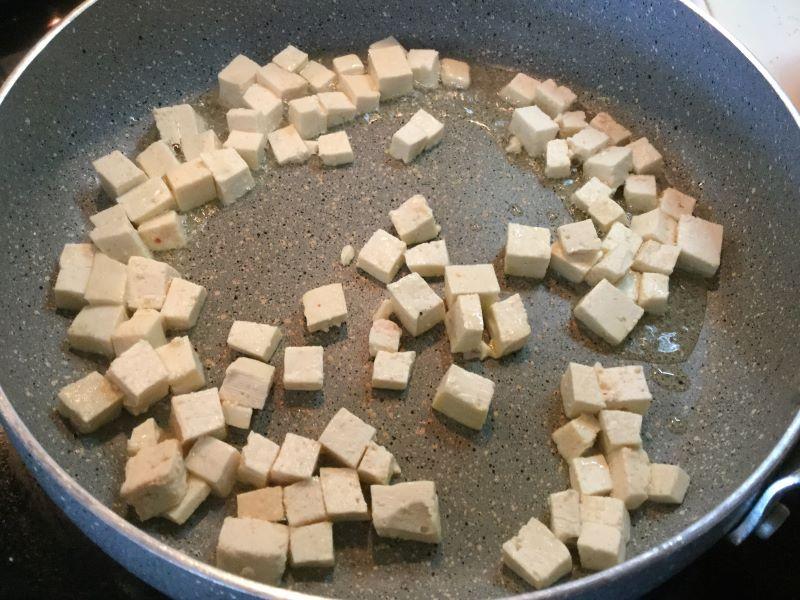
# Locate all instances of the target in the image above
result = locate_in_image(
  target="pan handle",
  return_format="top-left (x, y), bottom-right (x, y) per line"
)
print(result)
top-left (727, 468), bottom-right (800, 544)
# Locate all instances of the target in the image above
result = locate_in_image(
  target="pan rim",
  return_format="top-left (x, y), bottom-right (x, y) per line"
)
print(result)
top-left (0, 0), bottom-right (798, 598)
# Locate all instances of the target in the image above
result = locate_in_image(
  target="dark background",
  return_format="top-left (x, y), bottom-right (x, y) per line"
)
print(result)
top-left (0, 1), bottom-right (797, 598)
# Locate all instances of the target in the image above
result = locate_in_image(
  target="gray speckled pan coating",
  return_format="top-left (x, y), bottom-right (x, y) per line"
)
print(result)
top-left (0, 0), bottom-right (799, 598)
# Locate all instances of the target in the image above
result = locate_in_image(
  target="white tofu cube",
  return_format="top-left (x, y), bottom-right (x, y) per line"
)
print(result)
top-left (443, 264), bottom-right (501, 309)
top-left (567, 126), bottom-right (609, 163)
top-left (224, 130), bottom-right (267, 170)
top-left (135, 140), bottom-right (181, 179)
top-left (299, 60), bottom-right (336, 93)
top-left (127, 417), bottom-right (163, 456)
top-left (289, 522), bottom-right (335, 568)
top-left (602, 221), bottom-right (643, 254)
top-left (273, 45), bottom-right (308, 72)
top-left (170, 388), bottom-right (226, 445)
top-left (615, 271), bottom-right (640, 302)
top-left (242, 84), bottom-right (284, 133)
top-left (283, 346), bottom-right (324, 391)
top-left (596, 365), bottom-right (652, 414)
top-left (534, 78), bottom-right (576, 117)
top-left (318, 130), bottom-right (354, 166)
top-left (583, 146), bottom-right (633, 189)
top-left (287, 95), bottom-right (327, 140)
top-left (283, 477), bottom-right (327, 526)
top-left (301, 283), bottom-right (347, 333)
top-left (577, 522), bottom-right (625, 570)
top-left (508, 105), bottom-right (559, 157)
top-left (54, 266), bottom-right (91, 311)
top-left (371, 480), bottom-right (442, 543)
top-left (256, 62), bottom-right (308, 101)
top-left (165, 159), bottom-right (217, 212)
top-left (485, 294), bottom-right (531, 357)
top-left (370, 36), bottom-right (405, 51)
top-left (226, 108), bottom-right (268, 134)
top-left (357, 441), bottom-right (401, 485)
top-left (153, 104), bottom-right (206, 146)
top-left (92, 150), bottom-right (147, 198)
top-left (389, 120), bottom-right (428, 164)
top-left (56, 371), bottom-right (123, 434)
top-left (372, 350), bottom-right (416, 390)
top-left (445, 293), bottom-right (484, 354)
top-left (112, 308), bottom-right (167, 355)
top-left (588, 196), bottom-right (628, 233)
top-left (569, 455), bottom-right (613, 496)
top-left (318, 407), bottom-right (376, 468)
top-left (409, 109), bottom-right (445, 149)
top-left (267, 125), bottom-right (312, 165)
top-left (633, 240), bottom-right (680, 275)
top-left (155, 336), bottom-right (205, 394)
top-left (676, 215), bottom-right (723, 277)
top-left (572, 177), bottom-right (613, 212)
top-left (551, 414), bottom-right (601, 460)
top-left (368, 46), bottom-right (413, 99)
top-left (181, 130), bottom-right (222, 162)
top-left (389, 194), bottom-right (439, 244)
top-left (88, 207), bottom-right (129, 233)
top-left (138, 211), bottom-right (187, 252)
top-left (316, 91), bottom-right (356, 127)
top-left (432, 364), bottom-right (495, 430)
top-left (125, 256), bottom-right (179, 311)
top-left (338, 74), bottom-right (380, 114)
top-left (407, 49), bottom-right (440, 89)
top-left (373, 298), bottom-right (394, 321)
top-left (574, 279), bottom-right (644, 346)
top-left (624, 174), bottom-right (658, 213)
top-left (227, 320), bottom-right (282, 361)
top-left (270, 432), bottom-right (321, 484)
top-left (238, 486), bottom-right (285, 521)
top-left (106, 340), bottom-right (170, 415)
top-left (369, 319), bottom-right (402, 357)
top-left (659, 187), bottom-right (696, 220)
top-left (218, 54), bottom-right (261, 107)
top-left (557, 219), bottom-right (601, 255)
top-left (648, 463), bottom-right (690, 504)
top-left (499, 73), bottom-right (540, 107)
top-left (201, 148), bottom-right (254, 205)
top-left (549, 489), bottom-right (581, 543)
top-left (637, 272), bottom-right (669, 314)
top-left (84, 253), bottom-right (127, 306)
top-left (598, 409), bottom-right (642, 451)
top-left (59, 243), bottom-right (95, 269)
top-left (405, 239), bottom-right (449, 277)
top-left (216, 517), bottom-right (289, 584)
top-left (555, 110), bottom-right (588, 137)
top-left (238, 431), bottom-right (280, 488)
top-left (549, 240), bottom-right (602, 283)
top-left (67, 304), bottom-right (128, 357)
top-left (356, 228), bottom-right (407, 283)
top-left (320, 467), bottom-right (369, 521)
top-left (607, 447), bottom-right (651, 509)
top-left (630, 208), bottom-right (677, 245)
top-left (626, 137), bottom-right (664, 174)
top-left (120, 439), bottom-right (187, 520)
top-left (501, 517), bottom-right (572, 589)
top-left (185, 435), bottom-right (240, 497)
top-left (118, 178), bottom-right (176, 225)
top-left (219, 357), bottom-right (275, 410)
top-left (584, 243), bottom-right (634, 287)
top-left (387, 272), bottom-right (445, 336)
top-left (589, 112), bottom-right (632, 146)
top-left (160, 278), bottom-right (207, 330)
top-left (163, 474), bottom-right (211, 525)
top-left (332, 54), bottom-right (364, 76)
top-left (440, 58), bottom-right (470, 89)
top-left (545, 139), bottom-right (572, 178)
top-left (560, 362), bottom-right (604, 418)
top-left (505, 223), bottom-right (551, 279)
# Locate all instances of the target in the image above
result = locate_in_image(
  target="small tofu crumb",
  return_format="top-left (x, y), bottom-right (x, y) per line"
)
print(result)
top-left (340, 244), bottom-right (355, 266)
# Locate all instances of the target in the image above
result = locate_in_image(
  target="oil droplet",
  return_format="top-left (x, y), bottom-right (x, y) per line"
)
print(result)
top-left (657, 331), bottom-right (681, 353)
top-left (667, 416), bottom-right (688, 434)
top-left (470, 223), bottom-right (482, 231)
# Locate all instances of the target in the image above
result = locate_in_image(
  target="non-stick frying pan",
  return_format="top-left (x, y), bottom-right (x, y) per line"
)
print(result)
top-left (1, 0), bottom-right (799, 598)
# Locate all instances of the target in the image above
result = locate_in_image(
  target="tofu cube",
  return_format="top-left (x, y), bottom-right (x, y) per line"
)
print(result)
top-left (633, 240), bottom-right (680, 275)
top-left (59, 243), bottom-right (95, 269)
top-left (357, 441), bottom-right (401, 485)
top-left (501, 517), bottom-right (572, 589)
top-left (607, 447), bottom-right (651, 509)
top-left (287, 95), bottom-right (327, 140)
top-left (127, 417), bottom-right (163, 456)
top-left (332, 54), bottom-right (364, 76)
top-left (572, 177), bottom-right (613, 212)
top-left (549, 489), bottom-right (581, 543)
top-left (369, 318), bottom-right (402, 357)
top-left (505, 223), bottom-right (551, 278)
top-left (92, 150), bottom-right (147, 198)
top-left (170, 388), bottom-right (226, 445)
top-left (225, 405), bottom-right (254, 433)
top-left (283, 346), bottom-right (324, 391)
top-left (548, 240), bottom-right (602, 283)
top-left (238, 486), bottom-right (285, 521)
top-left (120, 439), bottom-right (187, 520)
top-left (440, 58), bottom-right (470, 89)
top-left (567, 126), bottom-right (610, 163)
top-left (299, 60), bottom-right (336, 93)
top-left (316, 91), bottom-right (356, 127)
top-left (551, 414), bottom-right (601, 460)
top-left (356, 229), bottom-right (407, 283)
top-left (163, 475), bottom-right (211, 525)
top-left (283, 477), bottom-right (327, 526)
top-left (444, 264), bottom-right (501, 309)
top-left (218, 54), bottom-right (261, 107)
top-left (555, 110), bottom-right (588, 137)
top-left (256, 63), bottom-right (308, 101)
top-left (117, 178), bottom-right (176, 226)
top-left (545, 139), bottom-right (572, 179)
top-left (135, 140), bottom-right (181, 179)
top-left (185, 435), bottom-right (240, 497)
top-left (615, 271), bottom-right (640, 302)
top-left (112, 308), bottom-right (167, 355)
top-left (584, 243), bottom-right (634, 287)
top-left (405, 239), bottom-right (449, 277)
top-left (676, 215), bottom-right (723, 277)
top-left (596, 365), bottom-right (652, 414)
top-left (560, 362), bottom-right (605, 418)
top-left (155, 336), bottom-right (205, 394)
top-left (242, 84), bottom-right (284, 133)
top-left (387, 272), bottom-right (445, 336)
top-left (201, 148), bottom-right (254, 205)
top-left (389, 120), bottom-right (428, 164)
top-left (301, 282), bottom-right (347, 333)
top-left (370, 36), bottom-right (405, 51)
top-left (508, 105), bottom-right (558, 157)
top-left (318, 130), bottom-right (354, 166)
top-left (445, 293), bottom-right (484, 354)
top-left (160, 277), bottom-right (207, 330)
top-left (105, 340), bottom-right (169, 414)
top-left (320, 467), bottom-right (369, 521)
top-left (66, 302), bottom-right (128, 356)
top-left (153, 104), bottom-right (206, 147)
top-left (407, 49), bottom-right (440, 89)
top-left (138, 211), bottom-right (187, 252)
top-left (432, 364), bottom-right (495, 430)
top-left (602, 221), bottom-right (643, 254)
top-left (587, 196), bottom-right (628, 233)
top-left (626, 137), bottom-right (664, 175)
top-left (270, 432), bottom-right (321, 485)
top-left (338, 74), bottom-right (380, 114)
top-left (225, 130), bottom-right (268, 170)
top-left (409, 109), bottom-right (445, 149)
top-left (318, 407), bottom-right (376, 468)
top-left (238, 431), bottom-right (280, 488)
top-left (534, 78), bottom-right (576, 117)
top-left (624, 174), bottom-right (658, 213)
top-left (90, 220), bottom-right (153, 264)
top-left (267, 125), bottom-right (311, 165)
top-left (273, 45), bottom-right (308, 73)
top-left (227, 320), bottom-right (282, 361)
top-left (637, 272), bottom-right (669, 314)
top-left (367, 46), bottom-right (413, 99)
top-left (219, 357), bottom-right (275, 409)
top-left (389, 194), bottom-right (440, 245)
top-left (372, 350), bottom-right (416, 390)
top-left (648, 463), bottom-right (690, 504)
top-left (216, 517), bottom-right (289, 585)
top-left (569, 455), bottom-right (613, 496)
top-left (485, 293), bottom-right (531, 357)
top-left (181, 130), bottom-right (222, 162)
top-left (589, 112), bottom-right (632, 146)
top-left (125, 256), bottom-right (179, 311)
top-left (499, 73), bottom-right (540, 107)
top-left (583, 146), bottom-right (633, 189)
top-left (574, 279), bottom-right (644, 346)
top-left (289, 522), bottom-right (335, 568)
top-left (558, 219), bottom-right (601, 255)
top-left (371, 481), bottom-right (442, 543)
top-left (577, 522), bottom-right (625, 570)
top-left (165, 159), bottom-right (217, 212)
top-left (598, 409), bottom-right (642, 451)
top-left (630, 208), bottom-right (677, 245)
top-left (56, 371), bottom-right (123, 434)
top-left (227, 109), bottom-right (267, 137)
top-left (659, 187), bottom-right (696, 220)
top-left (54, 265), bottom-right (91, 311)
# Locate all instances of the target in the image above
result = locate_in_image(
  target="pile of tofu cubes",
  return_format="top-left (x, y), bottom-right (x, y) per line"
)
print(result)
top-left (501, 361), bottom-right (689, 589)
top-left (500, 71), bottom-right (725, 345)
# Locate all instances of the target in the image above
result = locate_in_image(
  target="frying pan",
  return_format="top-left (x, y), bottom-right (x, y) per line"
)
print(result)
top-left (1, 0), bottom-right (799, 598)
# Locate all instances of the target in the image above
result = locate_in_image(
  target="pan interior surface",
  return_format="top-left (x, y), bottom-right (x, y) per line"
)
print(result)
top-left (0, 1), bottom-right (799, 598)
